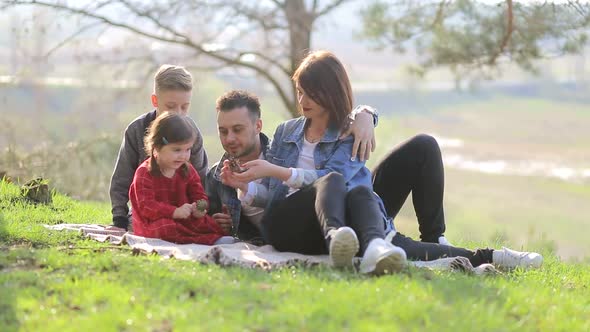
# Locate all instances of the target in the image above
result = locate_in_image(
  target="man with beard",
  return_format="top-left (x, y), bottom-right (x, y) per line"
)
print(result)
top-left (205, 90), bottom-right (377, 244)
top-left (204, 89), bottom-right (542, 271)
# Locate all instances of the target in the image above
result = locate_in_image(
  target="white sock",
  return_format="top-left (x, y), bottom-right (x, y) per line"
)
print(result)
top-left (438, 236), bottom-right (452, 246)
top-left (214, 236), bottom-right (236, 245)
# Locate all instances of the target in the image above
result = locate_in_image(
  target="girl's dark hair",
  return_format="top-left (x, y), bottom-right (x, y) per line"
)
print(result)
top-left (292, 50), bottom-right (353, 130)
top-left (144, 112), bottom-right (197, 177)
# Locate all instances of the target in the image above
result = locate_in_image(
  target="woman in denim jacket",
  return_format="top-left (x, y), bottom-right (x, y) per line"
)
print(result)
top-left (220, 50), bottom-right (407, 275)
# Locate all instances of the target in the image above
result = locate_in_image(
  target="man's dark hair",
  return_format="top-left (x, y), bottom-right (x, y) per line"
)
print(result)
top-left (215, 90), bottom-right (261, 121)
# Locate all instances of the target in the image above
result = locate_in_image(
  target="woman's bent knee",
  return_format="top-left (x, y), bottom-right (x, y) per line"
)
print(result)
top-left (317, 172), bottom-right (346, 191)
top-left (412, 134), bottom-right (440, 154)
top-left (346, 185), bottom-right (373, 204)
top-left (323, 172), bottom-right (344, 184)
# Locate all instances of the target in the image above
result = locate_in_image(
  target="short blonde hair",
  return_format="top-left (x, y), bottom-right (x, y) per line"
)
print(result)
top-left (154, 64), bottom-right (193, 95)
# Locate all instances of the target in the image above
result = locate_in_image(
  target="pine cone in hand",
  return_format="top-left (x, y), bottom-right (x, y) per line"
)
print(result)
top-left (196, 199), bottom-right (208, 212)
top-left (228, 155), bottom-right (246, 173)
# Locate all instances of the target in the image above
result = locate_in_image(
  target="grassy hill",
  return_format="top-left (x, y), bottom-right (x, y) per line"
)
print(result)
top-left (1, 181), bottom-right (589, 331)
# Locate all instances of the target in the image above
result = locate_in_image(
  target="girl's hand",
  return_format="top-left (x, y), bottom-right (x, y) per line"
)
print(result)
top-left (173, 203), bottom-right (194, 219)
top-left (192, 208), bottom-right (207, 219)
top-left (192, 199), bottom-right (208, 218)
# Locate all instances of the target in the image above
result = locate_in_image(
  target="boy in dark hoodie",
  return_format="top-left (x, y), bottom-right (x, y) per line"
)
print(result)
top-left (109, 65), bottom-right (208, 231)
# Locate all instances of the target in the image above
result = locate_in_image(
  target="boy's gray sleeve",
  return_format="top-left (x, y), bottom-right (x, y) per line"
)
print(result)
top-left (190, 125), bottom-right (208, 185)
top-left (109, 127), bottom-right (140, 227)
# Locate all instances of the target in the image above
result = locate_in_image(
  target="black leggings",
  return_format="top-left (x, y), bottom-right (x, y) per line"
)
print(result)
top-left (391, 232), bottom-right (494, 267)
top-left (261, 173), bottom-right (384, 255)
top-left (372, 134), bottom-right (446, 243)
top-left (371, 134), bottom-right (495, 266)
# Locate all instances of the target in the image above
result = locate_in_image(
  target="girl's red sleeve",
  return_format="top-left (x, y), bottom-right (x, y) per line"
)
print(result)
top-left (186, 164), bottom-right (209, 204)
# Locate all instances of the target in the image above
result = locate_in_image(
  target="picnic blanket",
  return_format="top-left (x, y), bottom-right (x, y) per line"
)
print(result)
top-left (44, 224), bottom-right (481, 273)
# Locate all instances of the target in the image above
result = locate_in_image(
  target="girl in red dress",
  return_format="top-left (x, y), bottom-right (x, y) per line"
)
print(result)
top-left (129, 112), bottom-right (233, 245)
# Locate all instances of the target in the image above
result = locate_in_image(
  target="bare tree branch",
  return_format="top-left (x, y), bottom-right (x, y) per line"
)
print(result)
top-left (431, 0), bottom-right (449, 28)
top-left (7, 0), bottom-right (184, 44)
top-left (186, 63), bottom-right (232, 72)
top-left (567, 0), bottom-right (586, 16)
top-left (236, 5), bottom-right (287, 30)
top-left (43, 22), bottom-right (103, 58)
top-left (2, 0), bottom-right (352, 117)
top-left (4, 0), bottom-right (296, 115)
top-left (270, 0), bottom-right (285, 9)
top-left (315, 0), bottom-right (351, 18)
top-left (237, 50), bottom-right (291, 77)
top-left (488, 0), bottom-right (514, 66)
top-left (117, 0), bottom-right (194, 41)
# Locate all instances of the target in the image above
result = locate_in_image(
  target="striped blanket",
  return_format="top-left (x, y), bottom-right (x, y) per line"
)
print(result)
top-left (44, 224), bottom-right (487, 274)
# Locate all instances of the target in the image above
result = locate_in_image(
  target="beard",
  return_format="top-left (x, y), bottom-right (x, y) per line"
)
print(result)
top-left (227, 140), bottom-right (257, 159)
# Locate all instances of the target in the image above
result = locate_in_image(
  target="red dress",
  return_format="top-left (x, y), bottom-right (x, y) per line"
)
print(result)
top-left (129, 159), bottom-right (225, 245)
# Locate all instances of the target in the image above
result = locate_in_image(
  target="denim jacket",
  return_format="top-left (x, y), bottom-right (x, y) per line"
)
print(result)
top-left (249, 117), bottom-right (395, 233)
top-left (205, 133), bottom-right (270, 241)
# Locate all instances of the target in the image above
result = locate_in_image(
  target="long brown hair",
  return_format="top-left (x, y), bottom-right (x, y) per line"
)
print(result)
top-left (292, 50), bottom-right (353, 130)
top-left (144, 112), bottom-right (197, 177)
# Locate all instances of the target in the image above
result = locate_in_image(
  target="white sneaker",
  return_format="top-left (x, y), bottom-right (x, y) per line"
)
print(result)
top-left (328, 227), bottom-right (359, 269)
top-left (438, 236), bottom-right (452, 246)
top-left (359, 238), bottom-right (407, 275)
top-left (492, 247), bottom-right (543, 269)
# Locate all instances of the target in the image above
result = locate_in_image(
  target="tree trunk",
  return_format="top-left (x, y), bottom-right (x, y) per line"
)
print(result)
top-left (284, 0), bottom-right (314, 117)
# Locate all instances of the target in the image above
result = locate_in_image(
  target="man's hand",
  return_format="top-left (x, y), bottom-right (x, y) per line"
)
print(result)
top-left (220, 160), bottom-right (249, 191)
top-left (173, 203), bottom-right (194, 219)
top-left (340, 111), bottom-right (376, 161)
top-left (212, 210), bottom-right (232, 235)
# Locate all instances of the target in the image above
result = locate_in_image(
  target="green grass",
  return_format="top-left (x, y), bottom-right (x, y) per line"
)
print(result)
top-left (1, 181), bottom-right (590, 331)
